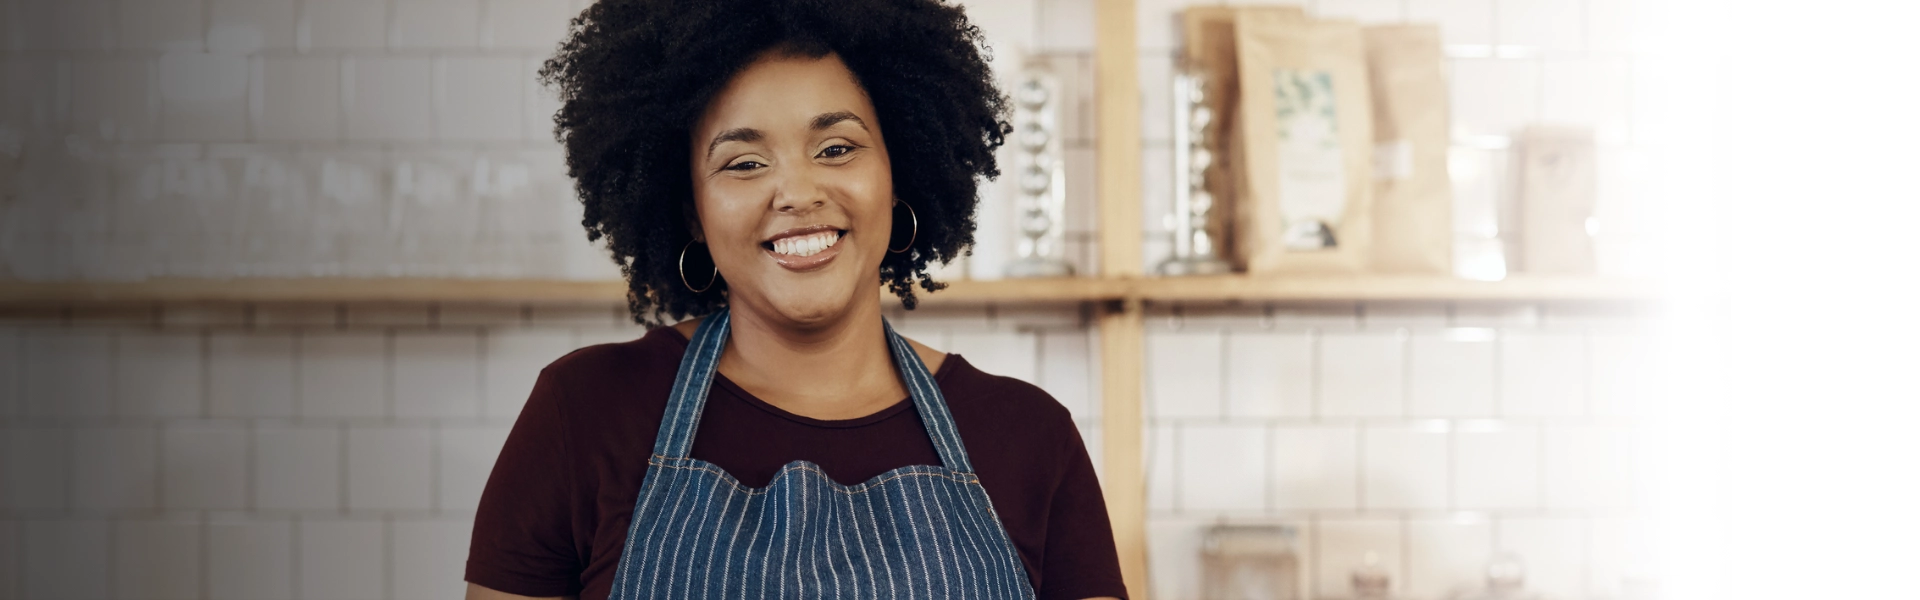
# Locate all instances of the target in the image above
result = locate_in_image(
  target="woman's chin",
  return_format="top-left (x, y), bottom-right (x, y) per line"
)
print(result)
top-left (746, 280), bottom-right (868, 328)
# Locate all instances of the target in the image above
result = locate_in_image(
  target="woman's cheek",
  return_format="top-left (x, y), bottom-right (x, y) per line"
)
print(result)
top-left (698, 188), bottom-right (760, 256)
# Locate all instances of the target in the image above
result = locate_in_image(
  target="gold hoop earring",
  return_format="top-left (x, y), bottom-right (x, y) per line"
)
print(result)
top-left (679, 240), bottom-right (717, 293)
top-left (888, 200), bottom-right (917, 254)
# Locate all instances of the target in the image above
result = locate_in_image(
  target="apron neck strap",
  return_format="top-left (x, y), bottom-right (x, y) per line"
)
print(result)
top-left (651, 308), bottom-right (976, 473)
top-left (652, 308), bottom-right (731, 460)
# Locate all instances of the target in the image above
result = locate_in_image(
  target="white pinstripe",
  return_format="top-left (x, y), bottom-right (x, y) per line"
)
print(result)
top-left (830, 491), bottom-right (856, 600)
top-left (798, 477), bottom-right (814, 599)
top-left (665, 474), bottom-right (725, 597)
top-left (878, 487), bottom-right (918, 600)
top-left (647, 457), bottom-right (701, 594)
top-left (904, 473), bottom-right (951, 595)
top-left (930, 473), bottom-right (992, 598)
top-left (732, 493), bottom-right (763, 599)
top-left (977, 489), bottom-right (1033, 593)
top-left (706, 485), bottom-right (743, 599)
top-left (765, 485), bottom-right (782, 600)
top-left (860, 485), bottom-right (897, 599)
top-left (837, 488), bottom-right (875, 600)
top-left (608, 312), bottom-right (1036, 600)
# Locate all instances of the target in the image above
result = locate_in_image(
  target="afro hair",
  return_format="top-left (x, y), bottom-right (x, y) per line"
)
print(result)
top-left (538, 0), bottom-right (1012, 325)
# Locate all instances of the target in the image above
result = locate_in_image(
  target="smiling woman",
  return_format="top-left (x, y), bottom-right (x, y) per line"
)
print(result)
top-left (461, 1), bottom-right (1126, 600)
top-left (538, 0), bottom-right (1009, 322)
top-left (689, 57), bottom-right (898, 328)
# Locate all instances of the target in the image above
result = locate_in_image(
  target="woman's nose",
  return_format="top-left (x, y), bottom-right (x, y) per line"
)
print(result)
top-left (770, 163), bottom-right (828, 214)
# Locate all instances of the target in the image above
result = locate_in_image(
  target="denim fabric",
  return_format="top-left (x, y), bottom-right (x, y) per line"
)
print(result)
top-left (607, 309), bottom-right (1038, 599)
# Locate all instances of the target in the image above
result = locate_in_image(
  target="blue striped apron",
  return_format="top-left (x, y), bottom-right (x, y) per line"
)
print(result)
top-left (607, 308), bottom-right (1038, 599)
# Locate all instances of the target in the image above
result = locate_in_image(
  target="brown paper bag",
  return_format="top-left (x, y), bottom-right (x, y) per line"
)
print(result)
top-left (1233, 12), bottom-right (1374, 272)
top-left (1517, 125), bottom-right (1597, 274)
top-left (1183, 5), bottom-right (1303, 265)
top-left (1363, 24), bottom-right (1453, 274)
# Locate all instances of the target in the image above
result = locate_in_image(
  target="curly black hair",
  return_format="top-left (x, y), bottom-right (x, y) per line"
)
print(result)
top-left (538, 0), bottom-right (1012, 325)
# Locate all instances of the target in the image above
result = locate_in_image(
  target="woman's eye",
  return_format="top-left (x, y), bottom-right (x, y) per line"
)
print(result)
top-left (819, 145), bottom-right (854, 159)
top-left (724, 160), bottom-right (764, 171)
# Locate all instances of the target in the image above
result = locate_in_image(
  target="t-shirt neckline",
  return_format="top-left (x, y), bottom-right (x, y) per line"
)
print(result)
top-left (656, 324), bottom-right (960, 429)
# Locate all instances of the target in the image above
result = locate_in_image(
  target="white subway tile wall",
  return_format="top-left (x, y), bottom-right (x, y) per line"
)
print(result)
top-left (1405, 516), bottom-right (1491, 599)
top-left (112, 518), bottom-right (203, 600)
top-left (0, 302), bottom-right (1130, 598)
top-left (1314, 517), bottom-right (1405, 599)
top-left (298, 518), bottom-right (387, 600)
top-left (162, 424), bottom-right (250, 510)
top-left (71, 426), bottom-right (159, 511)
top-left (207, 517), bottom-right (295, 600)
top-left (254, 425), bottom-right (344, 511)
top-left (0, 306), bottom-right (1657, 600)
top-left (0, 0), bottom-right (1660, 598)
top-left (24, 519), bottom-right (110, 600)
top-left (1143, 301), bottom-right (1656, 599)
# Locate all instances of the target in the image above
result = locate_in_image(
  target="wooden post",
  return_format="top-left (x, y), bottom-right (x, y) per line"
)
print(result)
top-left (1094, 0), bottom-right (1149, 597)
top-left (1098, 298), bottom-right (1148, 598)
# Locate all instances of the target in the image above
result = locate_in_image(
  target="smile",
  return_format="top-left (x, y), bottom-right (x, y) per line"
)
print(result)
top-left (761, 225), bottom-right (847, 271)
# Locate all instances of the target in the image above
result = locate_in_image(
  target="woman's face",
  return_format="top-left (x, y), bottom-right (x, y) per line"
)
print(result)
top-left (690, 51), bottom-right (894, 329)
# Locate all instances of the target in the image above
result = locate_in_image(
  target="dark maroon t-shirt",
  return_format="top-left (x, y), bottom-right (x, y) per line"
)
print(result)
top-left (465, 325), bottom-right (1127, 600)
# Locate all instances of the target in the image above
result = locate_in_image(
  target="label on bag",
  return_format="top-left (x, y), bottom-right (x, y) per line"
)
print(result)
top-left (1271, 69), bottom-right (1346, 250)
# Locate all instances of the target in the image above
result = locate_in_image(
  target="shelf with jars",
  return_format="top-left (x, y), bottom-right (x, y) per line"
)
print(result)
top-left (0, 273), bottom-right (1660, 306)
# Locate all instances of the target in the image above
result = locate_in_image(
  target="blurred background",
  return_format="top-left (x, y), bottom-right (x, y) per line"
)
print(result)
top-left (0, 0), bottom-right (1915, 599)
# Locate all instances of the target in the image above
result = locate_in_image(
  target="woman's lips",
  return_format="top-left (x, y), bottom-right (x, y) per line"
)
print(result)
top-left (765, 231), bottom-right (845, 272)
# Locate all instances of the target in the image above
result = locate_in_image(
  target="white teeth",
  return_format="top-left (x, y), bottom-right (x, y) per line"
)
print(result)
top-left (770, 231), bottom-right (839, 257)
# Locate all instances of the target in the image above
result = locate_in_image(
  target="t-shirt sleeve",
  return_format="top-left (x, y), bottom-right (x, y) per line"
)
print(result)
top-left (465, 367), bottom-right (585, 597)
top-left (1036, 424), bottom-right (1130, 600)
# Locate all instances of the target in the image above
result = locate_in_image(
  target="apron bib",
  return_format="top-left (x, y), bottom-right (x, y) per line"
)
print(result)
top-left (606, 308), bottom-right (1038, 599)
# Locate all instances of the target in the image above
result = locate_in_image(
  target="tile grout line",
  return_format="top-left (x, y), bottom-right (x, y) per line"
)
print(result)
top-left (429, 424), bottom-right (442, 514)
top-left (1582, 327), bottom-right (1596, 417)
top-left (1400, 325), bottom-right (1413, 418)
top-left (200, 327), bottom-right (214, 420)
top-left (1537, 421), bottom-right (1550, 512)
top-left (1265, 421), bottom-right (1278, 513)
top-left (1310, 327), bottom-right (1323, 421)
top-left (154, 416), bottom-right (167, 516)
top-left (290, 514), bottom-right (304, 600)
top-left (200, 512), bottom-right (211, 600)
top-left (293, 327), bottom-right (306, 421)
top-left (382, 513), bottom-right (395, 600)
top-left (1355, 424), bottom-right (1368, 513)
top-left (1447, 424), bottom-right (1459, 515)
top-left (476, 327), bottom-right (490, 420)
top-left (104, 517), bottom-right (118, 600)
top-left (338, 422), bottom-right (350, 515)
top-left (1218, 327), bottom-right (1231, 420)
top-left (383, 328), bottom-right (396, 421)
top-left (1399, 514), bottom-right (1412, 599)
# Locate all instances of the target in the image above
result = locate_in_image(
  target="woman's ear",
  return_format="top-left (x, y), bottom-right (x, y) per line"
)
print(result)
top-left (684, 203), bottom-right (705, 243)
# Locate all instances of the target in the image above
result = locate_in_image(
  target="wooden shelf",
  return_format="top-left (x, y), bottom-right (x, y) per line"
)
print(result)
top-left (0, 276), bottom-right (1127, 305)
top-left (0, 275), bottom-right (1660, 305)
top-left (1131, 274), bottom-right (1663, 303)
top-left (0, 278), bottom-right (629, 304)
top-left (902, 276), bottom-right (1131, 304)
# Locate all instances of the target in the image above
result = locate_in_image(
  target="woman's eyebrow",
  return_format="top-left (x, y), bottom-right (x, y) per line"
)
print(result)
top-left (705, 127), bottom-right (763, 159)
top-left (810, 111), bottom-right (866, 132)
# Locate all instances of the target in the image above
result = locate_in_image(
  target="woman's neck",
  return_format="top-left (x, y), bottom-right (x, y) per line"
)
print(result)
top-left (705, 299), bottom-right (909, 421)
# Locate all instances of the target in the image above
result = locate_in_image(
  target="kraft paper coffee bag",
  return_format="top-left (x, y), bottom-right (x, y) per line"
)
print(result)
top-left (1363, 24), bottom-right (1452, 274)
top-left (1517, 125), bottom-right (1598, 274)
top-left (1183, 5), bottom-right (1304, 266)
top-left (1233, 11), bottom-right (1374, 273)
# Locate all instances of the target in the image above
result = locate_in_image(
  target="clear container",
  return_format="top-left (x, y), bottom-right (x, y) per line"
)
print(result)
top-left (1199, 523), bottom-right (1301, 600)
